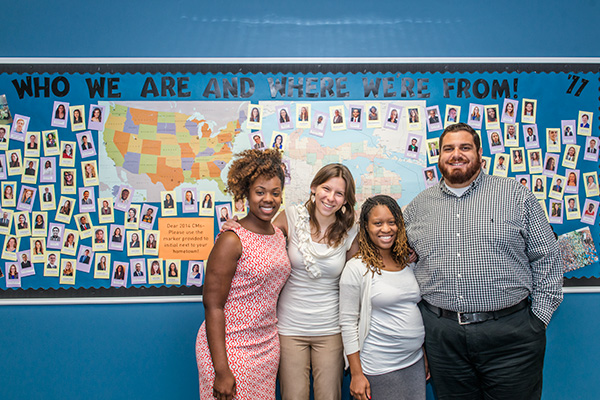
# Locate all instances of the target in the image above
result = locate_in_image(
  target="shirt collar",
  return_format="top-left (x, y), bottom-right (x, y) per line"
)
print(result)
top-left (439, 170), bottom-right (484, 197)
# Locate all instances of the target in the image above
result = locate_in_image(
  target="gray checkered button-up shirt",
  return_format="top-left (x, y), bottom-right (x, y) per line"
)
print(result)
top-left (404, 171), bottom-right (563, 325)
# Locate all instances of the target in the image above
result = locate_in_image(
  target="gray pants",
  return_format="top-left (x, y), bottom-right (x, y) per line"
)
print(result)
top-left (364, 357), bottom-right (426, 400)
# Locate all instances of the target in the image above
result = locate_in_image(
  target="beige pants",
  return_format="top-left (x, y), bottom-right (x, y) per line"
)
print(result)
top-left (278, 334), bottom-right (344, 400)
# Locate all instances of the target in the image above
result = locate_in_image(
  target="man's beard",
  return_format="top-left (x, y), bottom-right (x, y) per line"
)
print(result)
top-left (439, 157), bottom-right (481, 186)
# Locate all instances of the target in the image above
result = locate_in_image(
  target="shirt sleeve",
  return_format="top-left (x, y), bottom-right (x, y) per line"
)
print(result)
top-left (524, 193), bottom-right (564, 325)
top-left (339, 259), bottom-right (362, 356)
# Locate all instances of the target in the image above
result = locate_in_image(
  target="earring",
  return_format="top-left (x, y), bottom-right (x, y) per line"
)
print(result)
top-left (341, 205), bottom-right (346, 213)
top-left (311, 193), bottom-right (316, 203)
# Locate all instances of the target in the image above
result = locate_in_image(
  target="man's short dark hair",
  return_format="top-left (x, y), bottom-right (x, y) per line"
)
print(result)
top-left (439, 122), bottom-right (481, 151)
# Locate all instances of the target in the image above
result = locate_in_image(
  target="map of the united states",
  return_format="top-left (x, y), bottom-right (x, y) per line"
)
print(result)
top-left (102, 104), bottom-right (239, 193)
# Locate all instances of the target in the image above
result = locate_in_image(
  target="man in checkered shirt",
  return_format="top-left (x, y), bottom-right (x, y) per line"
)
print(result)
top-left (404, 123), bottom-right (563, 400)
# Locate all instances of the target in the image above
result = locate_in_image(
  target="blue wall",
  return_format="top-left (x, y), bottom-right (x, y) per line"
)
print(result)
top-left (2, 1), bottom-right (600, 399)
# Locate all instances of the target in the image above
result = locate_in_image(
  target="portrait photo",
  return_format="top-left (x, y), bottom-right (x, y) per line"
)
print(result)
top-left (70, 105), bottom-right (86, 131)
top-left (10, 114), bottom-right (29, 142)
top-left (76, 131), bottom-right (96, 158)
top-left (492, 153), bottom-right (509, 178)
top-left (481, 156), bottom-right (491, 175)
top-left (82, 160), bottom-right (99, 187)
top-left (16, 185), bottom-right (36, 213)
top-left (365, 103), bottom-right (382, 129)
top-left (30, 237), bottom-right (46, 263)
top-left (0, 124), bottom-right (10, 151)
top-left (88, 104), bottom-right (106, 131)
top-left (42, 129), bottom-right (60, 156)
top-left (561, 119), bottom-right (576, 144)
top-left (422, 167), bottom-right (439, 188)
top-left (426, 138), bottom-right (440, 164)
top-left (444, 105), bottom-right (460, 128)
top-left (249, 131), bottom-right (266, 151)
top-left (233, 198), bottom-right (246, 218)
top-left (111, 261), bottom-right (128, 288)
top-left (18, 250), bottom-right (34, 277)
top-left (98, 198), bottom-right (115, 224)
top-left (78, 187), bottom-right (96, 214)
top-left (549, 174), bottom-right (566, 200)
top-left (148, 259), bottom-right (164, 284)
top-left (348, 104), bottom-right (364, 131)
top-left (59, 141), bottom-right (76, 167)
top-left (108, 224), bottom-right (125, 252)
top-left (523, 124), bottom-right (539, 150)
top-left (565, 195), bottom-right (581, 220)
top-left (199, 192), bottom-right (215, 217)
top-left (2, 235), bottom-right (20, 261)
top-left (467, 103), bottom-right (483, 130)
top-left (577, 110), bottom-right (593, 136)
top-left (39, 157), bottom-right (57, 183)
top-left (487, 130), bottom-right (504, 154)
top-left (546, 128), bottom-right (561, 153)
top-left (140, 204), bottom-right (159, 230)
top-left (14, 212), bottom-right (31, 238)
top-left (309, 111), bottom-right (328, 137)
top-left (21, 158), bottom-right (39, 185)
top-left (510, 148), bottom-right (526, 173)
top-left (94, 253), bottom-right (110, 280)
top-left (407, 107), bottom-right (422, 130)
top-left (215, 203), bottom-right (233, 231)
top-left (24, 132), bottom-right (41, 158)
top-left (31, 211), bottom-right (47, 237)
top-left (521, 98), bottom-right (537, 124)
top-left (7, 149), bottom-right (23, 176)
top-left (127, 230), bottom-right (143, 257)
top-left (61, 168), bottom-right (76, 195)
top-left (130, 258), bottom-right (147, 285)
top-left (75, 213), bottom-right (94, 240)
top-left (296, 104), bottom-right (311, 129)
top-left (484, 104), bottom-right (500, 129)
top-left (5, 262), bottom-right (22, 288)
top-left (61, 229), bottom-right (79, 257)
top-left (125, 204), bottom-right (141, 229)
top-left (44, 251), bottom-right (60, 277)
top-left (161, 190), bottom-right (177, 216)
top-left (46, 222), bottom-right (65, 250)
top-left (166, 260), bottom-right (182, 285)
top-left (515, 174), bottom-right (531, 191)
top-left (51, 101), bottom-right (69, 128)
top-left (329, 105), bottom-right (346, 131)
top-left (548, 199), bottom-right (563, 224)
top-left (92, 226), bottom-right (108, 252)
top-left (383, 104), bottom-right (402, 131)
top-left (425, 105), bottom-right (443, 132)
top-left (583, 136), bottom-right (599, 162)
top-left (581, 199), bottom-right (600, 225)
top-left (500, 99), bottom-right (518, 124)
top-left (187, 260), bottom-right (205, 286)
top-left (564, 169), bottom-right (580, 194)
top-left (504, 123), bottom-right (519, 148)
top-left (2, 181), bottom-right (17, 208)
top-left (276, 105), bottom-right (293, 130)
top-left (405, 135), bottom-right (422, 160)
top-left (542, 153), bottom-right (559, 177)
top-left (144, 230), bottom-right (159, 256)
top-left (532, 175), bottom-right (547, 200)
top-left (247, 104), bottom-right (263, 130)
top-left (0, 208), bottom-right (13, 235)
top-left (527, 149), bottom-right (543, 175)
top-left (561, 144), bottom-right (580, 170)
top-left (76, 245), bottom-right (94, 273)
top-left (115, 185), bottom-right (134, 212)
top-left (583, 172), bottom-right (600, 198)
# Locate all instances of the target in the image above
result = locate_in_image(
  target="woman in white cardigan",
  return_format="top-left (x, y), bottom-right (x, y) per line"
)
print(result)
top-left (340, 195), bottom-right (427, 400)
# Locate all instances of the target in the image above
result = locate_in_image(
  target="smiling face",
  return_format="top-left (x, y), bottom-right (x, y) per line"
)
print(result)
top-left (366, 204), bottom-right (398, 252)
top-left (311, 176), bottom-right (347, 219)
top-left (246, 176), bottom-right (282, 222)
top-left (438, 129), bottom-right (482, 188)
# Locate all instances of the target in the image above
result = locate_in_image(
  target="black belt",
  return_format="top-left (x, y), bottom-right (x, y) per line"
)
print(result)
top-left (422, 298), bottom-right (529, 325)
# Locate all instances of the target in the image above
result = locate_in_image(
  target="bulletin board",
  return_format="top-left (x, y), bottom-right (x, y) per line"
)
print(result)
top-left (0, 59), bottom-right (598, 301)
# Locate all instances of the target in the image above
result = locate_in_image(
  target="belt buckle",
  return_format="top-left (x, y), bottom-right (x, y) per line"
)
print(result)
top-left (457, 312), bottom-right (469, 325)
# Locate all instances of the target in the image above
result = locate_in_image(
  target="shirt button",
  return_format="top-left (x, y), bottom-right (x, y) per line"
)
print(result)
top-left (459, 296), bottom-right (464, 299)
top-left (457, 253), bottom-right (461, 257)
top-left (457, 273), bottom-right (462, 278)
top-left (457, 214), bottom-right (460, 218)
top-left (457, 233), bottom-right (461, 237)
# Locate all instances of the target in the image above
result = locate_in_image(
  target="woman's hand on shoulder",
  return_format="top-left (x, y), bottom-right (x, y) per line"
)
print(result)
top-left (408, 247), bottom-right (418, 264)
top-left (213, 369), bottom-right (236, 400)
top-left (220, 217), bottom-right (240, 232)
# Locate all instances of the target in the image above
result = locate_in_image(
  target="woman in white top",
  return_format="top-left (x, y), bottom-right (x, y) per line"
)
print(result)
top-left (223, 163), bottom-right (358, 399)
top-left (340, 195), bottom-right (427, 400)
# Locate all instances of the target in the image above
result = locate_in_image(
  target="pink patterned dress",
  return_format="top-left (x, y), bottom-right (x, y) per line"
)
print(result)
top-left (196, 226), bottom-right (291, 400)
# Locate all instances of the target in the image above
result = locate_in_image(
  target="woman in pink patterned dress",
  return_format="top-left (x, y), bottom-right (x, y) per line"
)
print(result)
top-left (196, 149), bottom-right (291, 400)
